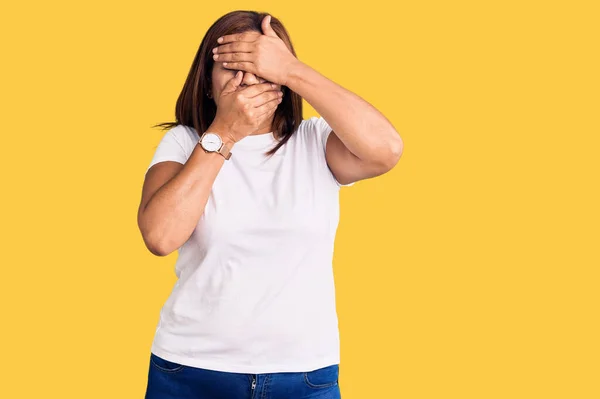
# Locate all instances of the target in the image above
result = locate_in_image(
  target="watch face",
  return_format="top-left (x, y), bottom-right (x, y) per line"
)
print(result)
top-left (201, 133), bottom-right (222, 152)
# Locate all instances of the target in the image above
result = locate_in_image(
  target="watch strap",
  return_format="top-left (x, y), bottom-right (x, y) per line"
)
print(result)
top-left (199, 132), bottom-right (233, 160)
top-left (217, 142), bottom-right (232, 160)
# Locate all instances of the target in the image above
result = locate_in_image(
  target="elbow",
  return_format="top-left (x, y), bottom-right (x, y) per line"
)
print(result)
top-left (139, 212), bottom-right (196, 257)
top-left (390, 135), bottom-right (404, 166)
top-left (147, 242), bottom-right (171, 257)
top-left (379, 134), bottom-right (403, 171)
top-left (139, 212), bottom-right (179, 257)
top-left (149, 236), bottom-right (178, 257)
top-left (141, 229), bottom-right (174, 257)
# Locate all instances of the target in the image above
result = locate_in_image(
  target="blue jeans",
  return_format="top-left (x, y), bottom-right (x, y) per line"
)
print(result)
top-left (144, 352), bottom-right (342, 399)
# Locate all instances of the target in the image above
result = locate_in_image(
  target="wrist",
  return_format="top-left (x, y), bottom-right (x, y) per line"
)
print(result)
top-left (206, 122), bottom-right (236, 148)
top-left (284, 59), bottom-right (307, 89)
top-left (221, 136), bottom-right (236, 149)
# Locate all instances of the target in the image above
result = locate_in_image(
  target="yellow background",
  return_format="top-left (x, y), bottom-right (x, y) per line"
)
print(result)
top-left (1, 0), bottom-right (598, 398)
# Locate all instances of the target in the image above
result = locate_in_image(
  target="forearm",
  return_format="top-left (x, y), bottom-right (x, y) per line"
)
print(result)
top-left (285, 61), bottom-right (402, 164)
top-left (142, 137), bottom-right (234, 256)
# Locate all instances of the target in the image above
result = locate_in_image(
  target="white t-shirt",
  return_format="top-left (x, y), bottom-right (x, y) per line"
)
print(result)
top-left (144, 116), bottom-right (352, 373)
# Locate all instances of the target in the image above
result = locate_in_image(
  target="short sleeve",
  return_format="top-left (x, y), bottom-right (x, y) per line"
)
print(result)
top-left (145, 125), bottom-right (191, 176)
top-left (310, 116), bottom-right (355, 187)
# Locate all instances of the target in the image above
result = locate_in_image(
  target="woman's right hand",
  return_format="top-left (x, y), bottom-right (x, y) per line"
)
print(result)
top-left (210, 71), bottom-right (283, 143)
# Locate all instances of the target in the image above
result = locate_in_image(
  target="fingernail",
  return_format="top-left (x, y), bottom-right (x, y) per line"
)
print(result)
top-left (213, 54), bottom-right (219, 60)
top-left (217, 37), bottom-right (223, 43)
top-left (212, 48), bottom-right (217, 53)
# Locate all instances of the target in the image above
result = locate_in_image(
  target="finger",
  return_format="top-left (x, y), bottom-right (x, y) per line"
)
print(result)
top-left (240, 82), bottom-right (278, 98)
top-left (222, 70), bottom-right (243, 93)
top-left (213, 42), bottom-right (253, 54)
top-left (257, 105), bottom-right (278, 123)
top-left (213, 52), bottom-right (254, 63)
top-left (222, 61), bottom-right (255, 74)
top-left (256, 106), bottom-right (279, 126)
top-left (270, 83), bottom-right (283, 92)
top-left (251, 90), bottom-right (283, 107)
top-left (217, 31), bottom-right (261, 45)
top-left (261, 15), bottom-right (279, 38)
top-left (255, 96), bottom-right (282, 117)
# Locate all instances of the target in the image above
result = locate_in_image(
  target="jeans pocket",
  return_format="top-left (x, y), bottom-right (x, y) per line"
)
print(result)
top-left (150, 353), bottom-right (185, 373)
top-left (303, 364), bottom-right (339, 388)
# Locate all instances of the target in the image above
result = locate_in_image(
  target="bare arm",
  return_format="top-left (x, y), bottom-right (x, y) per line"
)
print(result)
top-left (138, 137), bottom-right (235, 256)
top-left (212, 21), bottom-right (402, 186)
top-left (285, 61), bottom-right (403, 185)
top-left (138, 74), bottom-right (281, 256)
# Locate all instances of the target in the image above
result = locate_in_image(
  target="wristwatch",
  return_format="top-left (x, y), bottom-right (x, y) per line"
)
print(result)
top-left (199, 132), bottom-right (232, 160)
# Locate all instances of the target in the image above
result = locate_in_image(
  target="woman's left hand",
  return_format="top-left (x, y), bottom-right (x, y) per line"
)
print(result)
top-left (212, 15), bottom-right (299, 86)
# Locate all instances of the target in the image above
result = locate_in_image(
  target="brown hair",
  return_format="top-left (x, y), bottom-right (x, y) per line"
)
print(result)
top-left (152, 10), bottom-right (303, 156)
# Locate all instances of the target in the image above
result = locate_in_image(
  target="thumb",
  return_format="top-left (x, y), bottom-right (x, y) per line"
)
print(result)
top-left (261, 15), bottom-right (278, 38)
top-left (223, 70), bottom-right (243, 93)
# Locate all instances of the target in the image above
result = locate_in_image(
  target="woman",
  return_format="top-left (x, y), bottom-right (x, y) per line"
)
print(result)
top-left (138, 10), bottom-right (403, 399)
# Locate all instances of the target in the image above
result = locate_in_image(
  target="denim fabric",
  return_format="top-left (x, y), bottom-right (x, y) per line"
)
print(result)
top-left (144, 352), bottom-right (341, 399)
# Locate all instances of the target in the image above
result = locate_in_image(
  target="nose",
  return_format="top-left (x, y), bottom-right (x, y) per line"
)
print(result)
top-left (240, 72), bottom-right (265, 86)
